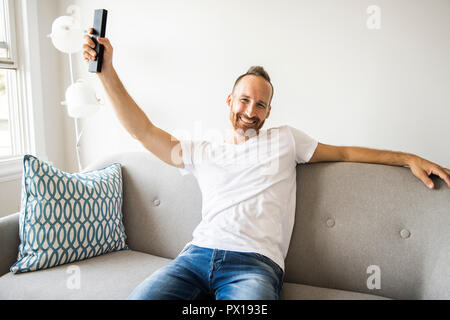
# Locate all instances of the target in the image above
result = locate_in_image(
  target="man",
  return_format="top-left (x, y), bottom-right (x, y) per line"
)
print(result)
top-left (83, 31), bottom-right (450, 300)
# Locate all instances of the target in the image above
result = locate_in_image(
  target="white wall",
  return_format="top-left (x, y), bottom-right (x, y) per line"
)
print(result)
top-left (35, 0), bottom-right (70, 170)
top-left (61, 0), bottom-right (450, 171)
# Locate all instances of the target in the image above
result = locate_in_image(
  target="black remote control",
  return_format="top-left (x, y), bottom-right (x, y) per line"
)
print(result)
top-left (88, 9), bottom-right (108, 73)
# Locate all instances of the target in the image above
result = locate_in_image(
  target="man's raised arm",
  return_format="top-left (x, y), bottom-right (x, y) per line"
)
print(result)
top-left (83, 29), bottom-right (184, 169)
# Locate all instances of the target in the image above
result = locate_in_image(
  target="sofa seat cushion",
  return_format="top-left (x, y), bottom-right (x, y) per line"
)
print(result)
top-left (0, 249), bottom-right (391, 300)
top-left (281, 282), bottom-right (390, 300)
top-left (0, 250), bottom-right (172, 299)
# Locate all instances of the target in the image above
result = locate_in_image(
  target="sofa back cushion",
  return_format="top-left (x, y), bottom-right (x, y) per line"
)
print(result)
top-left (285, 162), bottom-right (450, 299)
top-left (84, 152), bottom-right (450, 299)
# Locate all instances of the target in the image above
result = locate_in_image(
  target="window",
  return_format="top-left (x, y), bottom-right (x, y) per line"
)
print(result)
top-left (0, 69), bottom-right (10, 156)
top-left (0, 0), bottom-right (17, 159)
top-left (0, 0), bottom-right (49, 183)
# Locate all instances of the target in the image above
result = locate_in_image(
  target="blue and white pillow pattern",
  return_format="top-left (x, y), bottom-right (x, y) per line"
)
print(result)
top-left (10, 154), bottom-right (128, 274)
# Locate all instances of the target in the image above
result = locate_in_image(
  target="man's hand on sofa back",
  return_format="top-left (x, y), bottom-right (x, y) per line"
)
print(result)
top-left (407, 156), bottom-right (450, 190)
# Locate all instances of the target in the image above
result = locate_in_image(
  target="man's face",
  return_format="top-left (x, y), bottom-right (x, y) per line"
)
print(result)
top-left (226, 75), bottom-right (272, 135)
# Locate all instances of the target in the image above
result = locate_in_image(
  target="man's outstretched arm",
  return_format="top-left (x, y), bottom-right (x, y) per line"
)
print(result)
top-left (308, 143), bottom-right (450, 189)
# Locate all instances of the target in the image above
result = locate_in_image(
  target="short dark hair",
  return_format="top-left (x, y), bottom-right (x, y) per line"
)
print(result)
top-left (232, 66), bottom-right (274, 106)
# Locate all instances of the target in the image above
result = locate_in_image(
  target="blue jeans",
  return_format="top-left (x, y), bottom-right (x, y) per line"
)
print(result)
top-left (127, 244), bottom-right (284, 300)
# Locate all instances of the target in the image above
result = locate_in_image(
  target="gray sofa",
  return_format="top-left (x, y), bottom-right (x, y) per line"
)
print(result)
top-left (1, 151), bottom-right (449, 299)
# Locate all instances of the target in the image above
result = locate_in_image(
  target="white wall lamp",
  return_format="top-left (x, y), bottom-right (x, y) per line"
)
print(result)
top-left (47, 5), bottom-right (102, 172)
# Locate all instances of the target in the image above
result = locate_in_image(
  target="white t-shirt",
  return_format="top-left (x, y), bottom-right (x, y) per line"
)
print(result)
top-left (178, 125), bottom-right (318, 271)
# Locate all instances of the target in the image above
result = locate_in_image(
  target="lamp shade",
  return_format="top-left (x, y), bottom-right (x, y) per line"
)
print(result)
top-left (64, 80), bottom-right (101, 118)
top-left (49, 16), bottom-right (84, 54)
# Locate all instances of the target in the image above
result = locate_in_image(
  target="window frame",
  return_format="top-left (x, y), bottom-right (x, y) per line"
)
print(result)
top-left (0, 0), bottom-right (17, 69)
top-left (0, 0), bottom-right (51, 182)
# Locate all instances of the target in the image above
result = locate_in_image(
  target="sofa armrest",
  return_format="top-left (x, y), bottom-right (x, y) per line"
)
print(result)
top-left (0, 212), bottom-right (20, 276)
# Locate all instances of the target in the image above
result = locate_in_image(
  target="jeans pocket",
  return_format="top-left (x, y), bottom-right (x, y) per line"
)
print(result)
top-left (179, 244), bottom-right (192, 255)
top-left (253, 253), bottom-right (284, 298)
top-left (254, 253), bottom-right (283, 279)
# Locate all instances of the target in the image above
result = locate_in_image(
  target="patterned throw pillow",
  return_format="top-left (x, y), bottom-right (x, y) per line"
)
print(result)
top-left (10, 154), bottom-right (128, 274)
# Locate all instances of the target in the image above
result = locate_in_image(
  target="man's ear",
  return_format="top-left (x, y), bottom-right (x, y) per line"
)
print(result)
top-left (226, 94), bottom-right (233, 108)
top-left (265, 105), bottom-right (271, 119)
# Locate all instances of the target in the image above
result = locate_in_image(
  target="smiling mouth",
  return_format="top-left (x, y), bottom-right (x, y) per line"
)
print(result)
top-left (239, 116), bottom-right (257, 124)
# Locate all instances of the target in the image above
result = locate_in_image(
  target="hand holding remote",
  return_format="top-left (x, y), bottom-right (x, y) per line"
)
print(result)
top-left (83, 29), bottom-right (113, 75)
